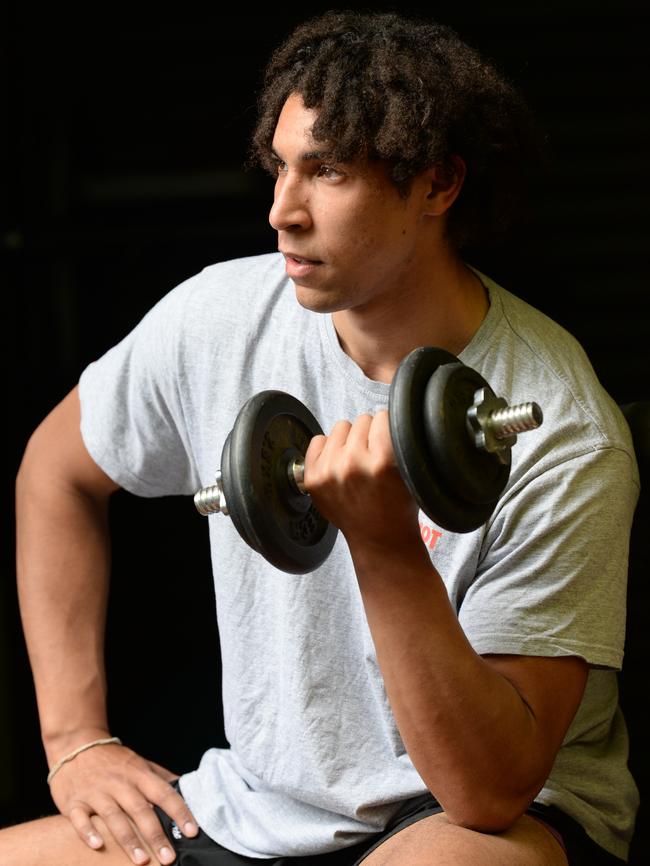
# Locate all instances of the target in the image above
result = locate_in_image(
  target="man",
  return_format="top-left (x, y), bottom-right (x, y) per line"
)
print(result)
top-left (4, 10), bottom-right (639, 866)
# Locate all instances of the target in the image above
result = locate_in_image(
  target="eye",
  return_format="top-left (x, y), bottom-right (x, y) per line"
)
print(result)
top-left (266, 156), bottom-right (287, 178)
top-left (317, 164), bottom-right (343, 180)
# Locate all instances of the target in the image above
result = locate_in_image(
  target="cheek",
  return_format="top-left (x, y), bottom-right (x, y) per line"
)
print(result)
top-left (317, 206), bottom-right (373, 258)
top-left (349, 209), bottom-right (401, 249)
top-left (316, 193), bottom-right (412, 261)
top-left (366, 216), bottom-right (413, 258)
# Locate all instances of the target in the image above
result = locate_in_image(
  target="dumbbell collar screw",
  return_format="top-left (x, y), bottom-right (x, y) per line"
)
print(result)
top-left (467, 387), bottom-right (543, 464)
top-left (194, 470), bottom-right (229, 516)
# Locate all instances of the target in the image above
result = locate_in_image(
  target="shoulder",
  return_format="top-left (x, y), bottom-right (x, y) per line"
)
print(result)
top-left (81, 251), bottom-right (292, 389)
top-left (462, 271), bottom-right (639, 506)
top-left (170, 251), bottom-right (287, 311)
top-left (134, 252), bottom-right (291, 344)
top-left (468, 271), bottom-right (635, 461)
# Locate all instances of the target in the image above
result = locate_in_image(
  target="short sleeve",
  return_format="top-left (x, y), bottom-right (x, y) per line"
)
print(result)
top-left (78, 276), bottom-right (202, 498)
top-left (458, 446), bottom-right (639, 669)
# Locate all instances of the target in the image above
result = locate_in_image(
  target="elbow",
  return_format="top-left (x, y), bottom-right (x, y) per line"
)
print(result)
top-left (434, 769), bottom-right (548, 834)
top-left (441, 785), bottom-right (543, 834)
top-left (418, 750), bottom-right (551, 833)
top-left (445, 803), bottom-right (525, 835)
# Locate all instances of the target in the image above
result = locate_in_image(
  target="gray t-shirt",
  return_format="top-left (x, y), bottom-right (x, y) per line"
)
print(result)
top-left (79, 252), bottom-right (640, 861)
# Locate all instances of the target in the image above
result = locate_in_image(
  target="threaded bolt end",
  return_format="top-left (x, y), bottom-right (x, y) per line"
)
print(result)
top-left (194, 485), bottom-right (223, 515)
top-left (488, 402), bottom-right (543, 439)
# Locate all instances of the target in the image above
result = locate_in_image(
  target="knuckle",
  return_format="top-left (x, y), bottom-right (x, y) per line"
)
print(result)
top-left (157, 786), bottom-right (180, 808)
top-left (115, 827), bottom-right (141, 848)
top-left (147, 828), bottom-right (170, 850)
top-left (333, 419), bottom-right (352, 435)
top-left (160, 788), bottom-right (191, 822)
top-left (303, 459), bottom-right (325, 489)
top-left (68, 809), bottom-right (93, 832)
top-left (371, 445), bottom-right (393, 468)
top-left (145, 777), bottom-right (178, 805)
top-left (173, 799), bottom-right (195, 823)
top-left (100, 804), bottom-right (123, 821)
top-left (339, 451), bottom-right (360, 479)
top-left (307, 433), bottom-right (326, 450)
top-left (131, 801), bottom-right (155, 819)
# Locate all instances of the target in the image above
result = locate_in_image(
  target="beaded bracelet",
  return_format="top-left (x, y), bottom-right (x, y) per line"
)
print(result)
top-left (47, 737), bottom-right (123, 784)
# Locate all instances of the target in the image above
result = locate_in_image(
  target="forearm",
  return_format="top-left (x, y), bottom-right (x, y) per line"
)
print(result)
top-left (350, 541), bottom-right (547, 830)
top-left (16, 439), bottom-right (113, 764)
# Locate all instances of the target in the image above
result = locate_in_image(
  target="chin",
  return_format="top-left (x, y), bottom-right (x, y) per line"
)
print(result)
top-left (293, 282), bottom-right (345, 314)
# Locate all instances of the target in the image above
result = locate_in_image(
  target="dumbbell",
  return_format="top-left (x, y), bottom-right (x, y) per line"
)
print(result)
top-left (194, 347), bottom-right (543, 573)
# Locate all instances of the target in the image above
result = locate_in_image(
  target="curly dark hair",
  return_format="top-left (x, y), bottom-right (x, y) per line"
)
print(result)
top-left (250, 9), bottom-right (546, 249)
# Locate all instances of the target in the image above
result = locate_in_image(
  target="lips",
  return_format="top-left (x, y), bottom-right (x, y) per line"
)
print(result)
top-left (281, 251), bottom-right (322, 265)
top-left (281, 250), bottom-right (323, 280)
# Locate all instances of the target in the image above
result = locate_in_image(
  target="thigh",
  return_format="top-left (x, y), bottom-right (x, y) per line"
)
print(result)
top-left (0, 813), bottom-right (163, 866)
top-left (358, 812), bottom-right (568, 866)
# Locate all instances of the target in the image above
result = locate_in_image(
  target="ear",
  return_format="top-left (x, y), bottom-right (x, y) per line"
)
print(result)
top-left (421, 155), bottom-right (467, 217)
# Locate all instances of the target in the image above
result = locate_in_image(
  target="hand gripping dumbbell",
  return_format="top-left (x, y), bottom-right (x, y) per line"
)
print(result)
top-left (194, 347), bottom-right (543, 574)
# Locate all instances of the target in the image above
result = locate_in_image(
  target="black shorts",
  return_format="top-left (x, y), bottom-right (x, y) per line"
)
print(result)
top-left (154, 782), bottom-right (624, 865)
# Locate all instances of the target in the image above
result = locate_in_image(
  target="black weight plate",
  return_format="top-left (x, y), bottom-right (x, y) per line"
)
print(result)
top-left (221, 390), bottom-right (338, 574)
top-left (389, 347), bottom-right (495, 533)
top-left (220, 432), bottom-right (263, 556)
top-left (423, 363), bottom-right (510, 506)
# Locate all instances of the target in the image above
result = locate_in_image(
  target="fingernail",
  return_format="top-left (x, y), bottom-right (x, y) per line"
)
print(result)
top-left (184, 821), bottom-right (198, 836)
top-left (133, 849), bottom-right (148, 864)
top-left (160, 846), bottom-right (175, 863)
top-left (88, 834), bottom-right (102, 848)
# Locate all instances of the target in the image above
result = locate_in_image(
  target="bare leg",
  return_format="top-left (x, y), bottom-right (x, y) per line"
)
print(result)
top-left (361, 812), bottom-right (568, 866)
top-left (0, 809), bottom-right (570, 866)
top-left (0, 814), bottom-right (163, 866)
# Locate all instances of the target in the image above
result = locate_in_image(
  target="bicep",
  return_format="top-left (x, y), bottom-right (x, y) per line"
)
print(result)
top-left (19, 386), bottom-right (120, 499)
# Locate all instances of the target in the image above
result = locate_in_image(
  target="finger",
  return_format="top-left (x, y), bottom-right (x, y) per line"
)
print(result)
top-left (345, 414), bottom-right (374, 451)
top-left (67, 803), bottom-right (105, 851)
top-left (367, 410), bottom-right (394, 461)
top-left (124, 796), bottom-right (178, 865)
top-left (327, 419), bottom-right (353, 448)
top-left (153, 781), bottom-right (200, 839)
top-left (138, 772), bottom-right (199, 838)
top-left (94, 796), bottom-right (154, 865)
top-left (305, 432), bottom-right (327, 467)
top-left (305, 423), bottom-right (351, 483)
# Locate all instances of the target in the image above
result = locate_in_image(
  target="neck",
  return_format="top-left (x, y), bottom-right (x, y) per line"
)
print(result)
top-left (331, 251), bottom-right (489, 384)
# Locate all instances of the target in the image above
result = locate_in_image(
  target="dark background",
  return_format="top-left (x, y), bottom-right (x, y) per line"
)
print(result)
top-left (2, 0), bottom-right (648, 860)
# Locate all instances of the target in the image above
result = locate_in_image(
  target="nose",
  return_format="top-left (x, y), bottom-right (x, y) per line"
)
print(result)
top-left (269, 173), bottom-right (312, 232)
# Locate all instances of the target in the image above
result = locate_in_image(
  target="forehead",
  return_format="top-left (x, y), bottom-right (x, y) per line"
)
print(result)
top-left (270, 92), bottom-right (399, 194)
top-left (272, 93), bottom-right (326, 155)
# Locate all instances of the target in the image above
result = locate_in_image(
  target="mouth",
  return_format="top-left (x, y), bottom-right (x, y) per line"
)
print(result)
top-left (281, 251), bottom-right (322, 265)
top-left (280, 251), bottom-right (323, 280)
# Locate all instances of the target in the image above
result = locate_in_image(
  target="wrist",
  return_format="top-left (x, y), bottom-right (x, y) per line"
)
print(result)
top-left (43, 724), bottom-right (113, 767)
top-left (46, 736), bottom-right (122, 785)
top-left (348, 531), bottom-right (432, 577)
top-left (350, 537), bottom-right (452, 628)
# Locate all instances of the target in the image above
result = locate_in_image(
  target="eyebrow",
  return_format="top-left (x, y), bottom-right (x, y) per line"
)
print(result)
top-left (270, 147), bottom-right (337, 163)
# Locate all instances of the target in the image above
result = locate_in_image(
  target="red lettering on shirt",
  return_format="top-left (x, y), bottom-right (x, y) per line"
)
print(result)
top-left (419, 522), bottom-right (443, 551)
